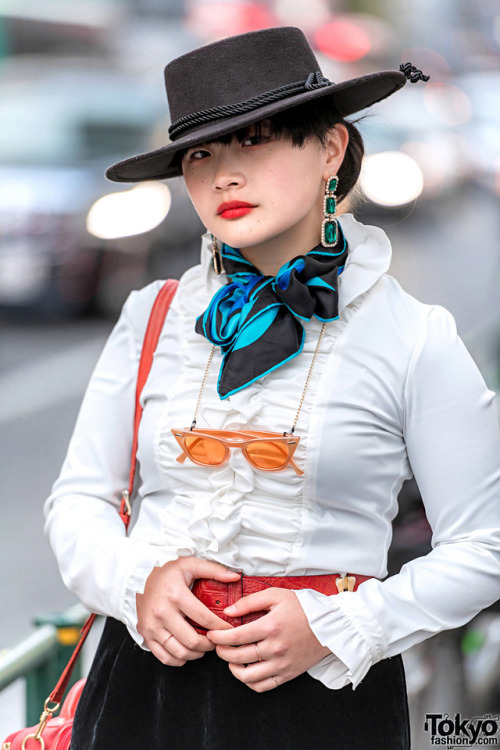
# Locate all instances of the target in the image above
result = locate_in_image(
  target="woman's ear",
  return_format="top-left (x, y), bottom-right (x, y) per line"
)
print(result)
top-left (322, 124), bottom-right (349, 180)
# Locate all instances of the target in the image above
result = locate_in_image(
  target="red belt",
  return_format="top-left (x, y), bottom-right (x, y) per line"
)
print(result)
top-left (188, 573), bottom-right (373, 633)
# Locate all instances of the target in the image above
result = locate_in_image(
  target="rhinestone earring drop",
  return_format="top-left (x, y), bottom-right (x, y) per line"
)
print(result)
top-left (211, 234), bottom-right (224, 275)
top-left (321, 176), bottom-right (339, 247)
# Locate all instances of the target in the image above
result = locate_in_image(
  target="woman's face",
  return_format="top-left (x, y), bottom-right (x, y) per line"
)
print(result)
top-left (181, 123), bottom-right (348, 274)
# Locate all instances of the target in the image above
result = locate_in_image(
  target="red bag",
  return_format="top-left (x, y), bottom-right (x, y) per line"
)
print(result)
top-left (2, 280), bottom-right (178, 750)
top-left (3, 679), bottom-right (85, 750)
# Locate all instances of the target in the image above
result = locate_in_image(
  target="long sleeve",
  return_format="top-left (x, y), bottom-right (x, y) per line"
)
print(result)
top-left (296, 305), bottom-right (500, 689)
top-left (44, 281), bottom-right (180, 644)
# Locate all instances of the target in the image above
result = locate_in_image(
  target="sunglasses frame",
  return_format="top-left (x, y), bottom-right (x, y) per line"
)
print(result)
top-left (171, 428), bottom-right (304, 475)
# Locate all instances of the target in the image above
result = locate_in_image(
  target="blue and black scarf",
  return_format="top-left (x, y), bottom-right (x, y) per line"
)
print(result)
top-left (195, 226), bottom-right (348, 399)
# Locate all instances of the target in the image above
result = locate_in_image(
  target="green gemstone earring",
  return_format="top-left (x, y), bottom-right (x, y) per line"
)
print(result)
top-left (321, 176), bottom-right (338, 247)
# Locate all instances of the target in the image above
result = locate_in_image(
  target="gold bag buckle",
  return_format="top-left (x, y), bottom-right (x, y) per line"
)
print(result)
top-left (336, 575), bottom-right (356, 593)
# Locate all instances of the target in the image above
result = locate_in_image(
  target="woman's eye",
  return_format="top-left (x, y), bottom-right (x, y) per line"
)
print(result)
top-left (242, 134), bottom-right (269, 147)
top-left (186, 149), bottom-right (210, 161)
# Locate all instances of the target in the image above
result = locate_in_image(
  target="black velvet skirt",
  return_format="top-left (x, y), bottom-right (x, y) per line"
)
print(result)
top-left (71, 618), bottom-right (410, 750)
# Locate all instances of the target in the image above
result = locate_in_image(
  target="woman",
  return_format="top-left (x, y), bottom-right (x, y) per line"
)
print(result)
top-left (45, 27), bottom-right (500, 749)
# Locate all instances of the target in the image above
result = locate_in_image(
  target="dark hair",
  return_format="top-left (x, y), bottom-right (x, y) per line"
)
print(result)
top-left (177, 97), bottom-right (364, 203)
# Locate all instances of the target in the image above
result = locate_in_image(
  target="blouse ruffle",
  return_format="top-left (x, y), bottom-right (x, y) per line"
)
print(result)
top-left (152, 222), bottom-right (379, 577)
top-left (154, 261), bottom-right (341, 574)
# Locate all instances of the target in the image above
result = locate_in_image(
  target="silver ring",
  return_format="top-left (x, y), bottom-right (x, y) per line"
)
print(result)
top-left (272, 676), bottom-right (279, 688)
top-left (162, 634), bottom-right (174, 649)
top-left (254, 643), bottom-right (262, 662)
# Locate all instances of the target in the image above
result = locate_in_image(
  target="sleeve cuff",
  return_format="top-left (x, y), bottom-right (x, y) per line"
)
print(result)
top-left (294, 588), bottom-right (388, 689)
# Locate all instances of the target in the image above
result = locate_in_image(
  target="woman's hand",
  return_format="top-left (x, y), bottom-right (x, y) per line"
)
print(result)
top-left (136, 557), bottom-right (239, 666)
top-left (206, 588), bottom-right (332, 692)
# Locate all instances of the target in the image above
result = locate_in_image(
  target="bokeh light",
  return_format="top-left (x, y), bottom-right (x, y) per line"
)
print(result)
top-left (87, 182), bottom-right (172, 240)
top-left (185, 1), bottom-right (277, 39)
top-left (360, 152), bottom-right (424, 207)
top-left (315, 17), bottom-right (371, 62)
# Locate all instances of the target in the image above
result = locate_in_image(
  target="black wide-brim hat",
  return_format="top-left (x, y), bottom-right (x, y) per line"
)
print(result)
top-left (106, 26), bottom-right (415, 183)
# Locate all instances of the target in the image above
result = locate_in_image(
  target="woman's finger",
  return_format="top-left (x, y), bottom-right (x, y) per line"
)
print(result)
top-left (207, 590), bottom-right (287, 645)
top-left (181, 590), bottom-right (236, 632)
top-left (163, 634), bottom-right (206, 662)
top-left (181, 558), bottom-right (242, 585)
top-left (163, 612), bottom-right (217, 653)
top-left (161, 632), bottom-right (174, 649)
top-left (216, 642), bottom-right (264, 665)
top-left (222, 588), bottom-right (281, 617)
top-left (149, 639), bottom-right (187, 667)
top-left (143, 596), bottom-right (235, 655)
top-left (228, 660), bottom-right (280, 688)
top-left (207, 617), bottom-right (268, 646)
top-left (234, 674), bottom-right (281, 694)
top-left (244, 676), bottom-right (281, 694)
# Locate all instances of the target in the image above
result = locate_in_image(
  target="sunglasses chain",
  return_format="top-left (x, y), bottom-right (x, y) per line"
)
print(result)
top-left (190, 322), bottom-right (327, 435)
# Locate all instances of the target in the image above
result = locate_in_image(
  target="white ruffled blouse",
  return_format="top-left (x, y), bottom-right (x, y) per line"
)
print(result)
top-left (45, 214), bottom-right (500, 690)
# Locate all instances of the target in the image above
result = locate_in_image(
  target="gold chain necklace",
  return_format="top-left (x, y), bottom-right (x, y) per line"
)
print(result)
top-left (190, 322), bottom-right (327, 434)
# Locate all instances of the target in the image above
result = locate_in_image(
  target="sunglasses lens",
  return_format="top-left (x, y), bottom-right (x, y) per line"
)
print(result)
top-left (246, 441), bottom-right (288, 470)
top-left (185, 435), bottom-right (225, 465)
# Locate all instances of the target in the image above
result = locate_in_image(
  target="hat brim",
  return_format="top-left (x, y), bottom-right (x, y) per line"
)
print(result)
top-left (106, 70), bottom-right (406, 183)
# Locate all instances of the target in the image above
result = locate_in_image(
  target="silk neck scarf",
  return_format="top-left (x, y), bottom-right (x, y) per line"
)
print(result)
top-left (195, 225), bottom-right (348, 399)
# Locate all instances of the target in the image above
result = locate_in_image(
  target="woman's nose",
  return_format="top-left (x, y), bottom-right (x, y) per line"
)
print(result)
top-left (212, 151), bottom-right (245, 191)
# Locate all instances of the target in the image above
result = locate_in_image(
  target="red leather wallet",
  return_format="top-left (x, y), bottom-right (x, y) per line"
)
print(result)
top-left (188, 573), bottom-right (374, 633)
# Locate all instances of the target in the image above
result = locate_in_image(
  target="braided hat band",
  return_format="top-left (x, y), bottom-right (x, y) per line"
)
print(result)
top-left (168, 72), bottom-right (332, 140)
top-left (106, 27), bottom-right (428, 184)
top-left (168, 65), bottom-right (428, 142)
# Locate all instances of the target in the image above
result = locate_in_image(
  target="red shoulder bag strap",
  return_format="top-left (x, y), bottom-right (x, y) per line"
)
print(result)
top-left (49, 278), bottom-right (179, 706)
top-left (120, 279), bottom-right (179, 528)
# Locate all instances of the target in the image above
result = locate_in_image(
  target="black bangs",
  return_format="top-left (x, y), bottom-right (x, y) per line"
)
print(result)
top-left (181, 120), bottom-right (274, 149)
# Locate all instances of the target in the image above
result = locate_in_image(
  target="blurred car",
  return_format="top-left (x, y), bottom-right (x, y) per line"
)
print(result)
top-left (0, 58), bottom-right (203, 317)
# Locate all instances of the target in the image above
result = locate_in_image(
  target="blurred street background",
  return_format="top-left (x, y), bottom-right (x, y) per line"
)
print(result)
top-left (0, 0), bottom-right (499, 746)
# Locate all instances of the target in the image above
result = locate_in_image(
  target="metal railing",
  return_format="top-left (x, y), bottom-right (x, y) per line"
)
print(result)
top-left (0, 603), bottom-right (90, 724)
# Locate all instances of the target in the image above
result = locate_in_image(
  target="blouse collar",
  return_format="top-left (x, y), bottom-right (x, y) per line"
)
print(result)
top-left (200, 213), bottom-right (392, 312)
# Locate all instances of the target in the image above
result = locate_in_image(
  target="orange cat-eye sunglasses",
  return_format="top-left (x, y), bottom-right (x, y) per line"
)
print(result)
top-left (171, 428), bottom-right (304, 475)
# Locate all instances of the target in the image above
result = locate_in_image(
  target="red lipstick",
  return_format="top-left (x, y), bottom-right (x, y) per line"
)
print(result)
top-left (217, 201), bottom-right (256, 219)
